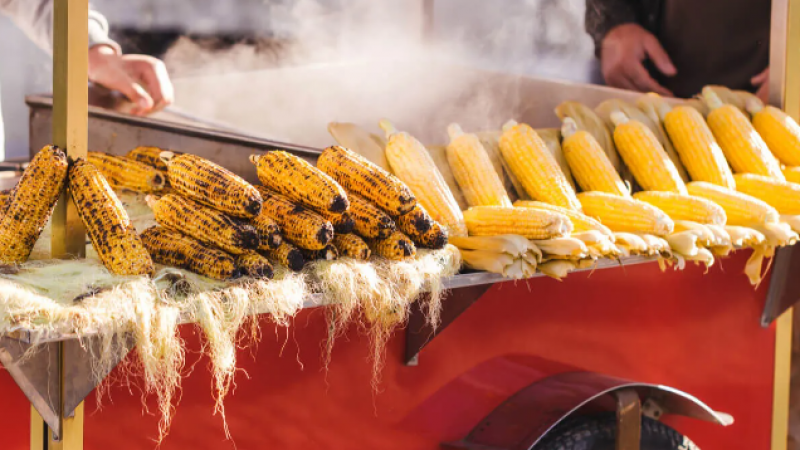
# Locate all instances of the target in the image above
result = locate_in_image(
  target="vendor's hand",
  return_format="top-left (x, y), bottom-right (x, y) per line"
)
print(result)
top-left (600, 24), bottom-right (676, 96)
top-left (88, 44), bottom-right (174, 116)
top-left (752, 68), bottom-right (770, 104)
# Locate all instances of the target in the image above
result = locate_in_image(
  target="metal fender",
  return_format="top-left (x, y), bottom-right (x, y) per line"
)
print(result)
top-left (442, 371), bottom-right (733, 450)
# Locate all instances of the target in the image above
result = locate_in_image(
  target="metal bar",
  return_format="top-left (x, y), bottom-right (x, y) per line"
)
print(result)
top-left (615, 389), bottom-right (641, 450)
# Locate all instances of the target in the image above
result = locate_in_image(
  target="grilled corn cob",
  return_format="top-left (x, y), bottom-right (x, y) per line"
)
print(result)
top-left (577, 192), bottom-right (675, 236)
top-left (265, 242), bottom-right (305, 271)
top-left (302, 244), bottom-right (338, 261)
top-left (251, 212), bottom-right (283, 250)
top-left (251, 151), bottom-right (349, 214)
top-left (348, 193), bottom-right (396, 239)
top-left (327, 121), bottom-right (390, 171)
top-left (446, 123), bottom-right (512, 207)
top-left (318, 210), bottom-right (356, 234)
top-left (733, 173), bottom-right (800, 215)
top-left (380, 120), bottom-right (467, 235)
top-left (140, 226), bottom-right (238, 280)
top-left (165, 152), bottom-right (262, 218)
top-left (70, 159), bottom-right (154, 275)
top-left (687, 181), bottom-right (780, 226)
top-left (609, 111), bottom-right (687, 194)
top-left (0, 145), bottom-right (68, 264)
top-left (126, 146), bottom-right (176, 172)
top-left (256, 187), bottom-right (333, 250)
top-left (415, 221), bottom-right (448, 249)
top-left (747, 102), bottom-right (800, 166)
top-left (147, 193), bottom-right (259, 255)
top-left (317, 145), bottom-right (416, 215)
top-left (783, 166), bottom-right (800, 183)
top-left (463, 206), bottom-right (573, 239)
top-left (513, 200), bottom-right (613, 237)
top-left (561, 118), bottom-right (629, 196)
top-left (88, 151), bottom-right (167, 193)
top-left (368, 230), bottom-right (416, 260)
top-left (396, 203), bottom-right (434, 235)
top-left (632, 191), bottom-right (727, 225)
top-left (236, 251), bottom-right (274, 278)
top-left (0, 188), bottom-right (11, 208)
top-left (333, 233), bottom-right (371, 260)
top-left (702, 87), bottom-right (785, 179)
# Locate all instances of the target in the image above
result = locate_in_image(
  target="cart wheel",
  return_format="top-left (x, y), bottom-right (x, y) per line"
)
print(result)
top-left (534, 412), bottom-right (700, 450)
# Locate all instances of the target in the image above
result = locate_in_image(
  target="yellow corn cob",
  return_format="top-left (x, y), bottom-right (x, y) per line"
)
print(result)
top-left (327, 121), bottom-right (390, 171)
top-left (477, 131), bottom-right (529, 202)
top-left (265, 242), bottom-right (305, 271)
top-left (250, 151), bottom-right (349, 214)
top-left (380, 120), bottom-right (467, 235)
top-left (733, 173), bottom-right (800, 215)
top-left (165, 152), bottom-right (262, 218)
top-left (702, 87), bottom-right (785, 180)
top-left (317, 145), bottom-right (416, 215)
top-left (748, 104), bottom-right (800, 166)
top-left (561, 118), bottom-right (629, 196)
top-left (609, 111), bottom-right (688, 194)
top-left (498, 121), bottom-right (582, 210)
top-left (348, 193), bottom-right (396, 239)
top-left (333, 233), bottom-right (371, 260)
top-left (577, 192), bottom-right (675, 236)
top-left (425, 144), bottom-right (470, 209)
top-left (446, 123), bottom-right (512, 207)
top-left (251, 212), bottom-right (283, 251)
top-left (255, 186), bottom-right (333, 250)
top-left (318, 210), bottom-right (356, 234)
top-left (0, 145), bottom-right (68, 264)
top-left (302, 244), bottom-right (338, 261)
top-left (140, 226), bottom-right (238, 280)
top-left (368, 230), bottom-right (417, 260)
top-left (663, 105), bottom-right (735, 189)
top-left (88, 151), bottom-right (167, 193)
top-left (415, 221), bottom-right (448, 249)
top-left (147, 193), bottom-right (260, 255)
top-left (0, 188), bottom-right (11, 207)
top-left (126, 146), bottom-right (176, 172)
top-left (513, 200), bottom-right (613, 237)
top-left (783, 166), bottom-right (800, 184)
top-left (463, 206), bottom-right (573, 239)
top-left (70, 159), bottom-right (154, 275)
top-left (686, 181), bottom-right (780, 226)
top-left (555, 101), bottom-right (621, 173)
top-left (396, 203), bottom-right (434, 235)
top-left (236, 251), bottom-right (274, 279)
top-left (632, 191), bottom-right (727, 225)
top-left (536, 128), bottom-right (576, 191)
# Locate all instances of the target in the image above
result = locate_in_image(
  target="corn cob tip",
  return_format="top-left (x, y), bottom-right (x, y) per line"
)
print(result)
top-left (447, 123), bottom-right (465, 140)
top-left (145, 194), bottom-right (160, 208)
top-left (560, 117), bottom-right (578, 138)
top-left (379, 119), bottom-right (398, 137)
top-left (249, 154), bottom-right (260, 165)
top-left (501, 120), bottom-right (518, 132)
top-left (609, 111), bottom-right (629, 127)
top-left (743, 96), bottom-right (765, 115)
top-left (701, 87), bottom-right (725, 110)
top-left (159, 150), bottom-right (175, 165)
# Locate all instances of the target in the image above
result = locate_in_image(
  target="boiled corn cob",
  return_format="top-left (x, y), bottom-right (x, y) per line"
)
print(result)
top-left (140, 226), bottom-right (238, 280)
top-left (555, 101), bottom-right (621, 173)
top-left (251, 151), bottom-right (349, 214)
top-left (463, 206), bottom-right (573, 239)
top-left (446, 123), bottom-right (512, 207)
top-left (380, 121), bottom-right (467, 235)
top-left (256, 186), bottom-right (333, 250)
top-left (783, 166), bottom-right (800, 183)
top-left (302, 244), bottom-right (338, 261)
top-left (236, 251), bottom-right (274, 279)
top-left (733, 173), bottom-right (800, 215)
top-left (702, 87), bottom-right (785, 180)
top-left (88, 151), bottom-right (167, 193)
top-left (632, 191), bottom-right (727, 225)
top-left (368, 230), bottom-right (416, 260)
top-left (396, 203), bottom-right (434, 235)
top-left (0, 145), bottom-right (68, 264)
top-left (561, 118), bottom-right (629, 196)
top-left (265, 242), bottom-right (305, 271)
top-left (414, 221), bottom-right (448, 249)
top-left (126, 146), bottom-right (175, 172)
top-left (333, 233), bottom-right (371, 260)
top-left (536, 128), bottom-right (576, 191)
top-left (513, 200), bottom-right (613, 237)
top-left (746, 102), bottom-right (800, 166)
top-left (319, 210), bottom-right (356, 234)
top-left (165, 152), bottom-right (262, 218)
top-left (477, 131), bottom-right (530, 201)
top-left (577, 191), bottom-right (675, 236)
top-left (251, 212), bottom-right (283, 251)
top-left (70, 158), bottom-right (154, 275)
top-left (686, 181), bottom-right (780, 226)
top-left (348, 193), bottom-right (396, 239)
top-left (425, 144), bottom-right (470, 209)
top-left (499, 121), bottom-right (581, 210)
top-left (148, 193), bottom-right (260, 255)
top-left (317, 145), bottom-right (416, 215)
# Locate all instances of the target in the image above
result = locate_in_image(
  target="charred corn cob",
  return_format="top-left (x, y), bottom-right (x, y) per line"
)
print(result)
top-left (368, 230), bottom-right (416, 260)
top-left (463, 206), bottom-right (573, 239)
top-left (251, 212), bottom-right (282, 251)
top-left (784, 166), bottom-right (800, 183)
top-left (499, 121), bottom-right (581, 210)
top-left (165, 152), bottom-right (262, 218)
top-left (0, 188), bottom-right (11, 208)
top-left (236, 251), bottom-right (274, 278)
top-left (380, 121), bottom-right (467, 235)
top-left (70, 159), bottom-right (154, 275)
top-left (747, 103), bottom-right (800, 166)
top-left (265, 242), bottom-right (305, 271)
top-left (687, 181), bottom-right (780, 226)
top-left (609, 111), bottom-right (688, 194)
top-left (577, 192), bottom-right (674, 236)
top-left (561, 118), bottom-right (629, 196)
top-left (446, 123), bottom-right (512, 207)
top-left (0, 145), bottom-right (68, 264)
top-left (256, 186), bottom-right (333, 250)
top-left (302, 244), bottom-right (338, 261)
top-left (415, 221), bottom-right (448, 249)
top-left (317, 145), bottom-right (416, 215)
top-left (251, 151), bottom-right (349, 214)
top-left (126, 146), bottom-right (176, 172)
top-left (348, 193), bottom-right (396, 239)
top-left (513, 200), bottom-right (613, 236)
top-left (333, 233), bottom-right (371, 260)
top-left (318, 210), bottom-right (356, 234)
top-left (140, 226), bottom-right (238, 280)
top-left (396, 203), bottom-right (434, 235)
top-left (733, 173), bottom-right (800, 215)
top-left (88, 151), bottom-right (167, 193)
top-left (702, 87), bottom-right (785, 179)
top-left (632, 191), bottom-right (727, 225)
top-left (148, 193), bottom-right (259, 255)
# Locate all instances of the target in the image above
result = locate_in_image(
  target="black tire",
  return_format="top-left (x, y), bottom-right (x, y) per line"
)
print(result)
top-left (534, 412), bottom-right (700, 450)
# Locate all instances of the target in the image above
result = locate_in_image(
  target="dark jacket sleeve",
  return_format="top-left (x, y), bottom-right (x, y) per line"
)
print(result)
top-left (585, 0), bottom-right (641, 57)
